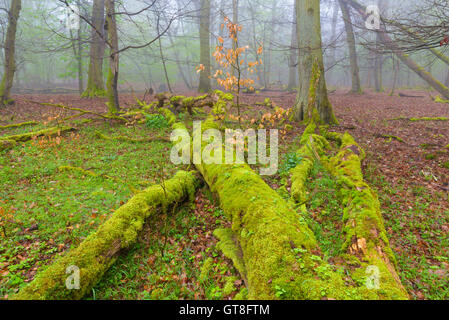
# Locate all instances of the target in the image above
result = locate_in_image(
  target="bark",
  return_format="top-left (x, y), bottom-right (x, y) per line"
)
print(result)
top-left (198, 0), bottom-right (211, 92)
top-left (83, 0), bottom-right (106, 98)
top-left (344, 0), bottom-right (449, 99)
top-left (339, 0), bottom-right (362, 94)
top-left (105, 0), bottom-right (120, 113)
top-left (12, 171), bottom-right (200, 300)
top-left (0, 0), bottom-right (22, 105)
top-left (293, 0), bottom-right (337, 124)
top-left (287, 1), bottom-right (298, 91)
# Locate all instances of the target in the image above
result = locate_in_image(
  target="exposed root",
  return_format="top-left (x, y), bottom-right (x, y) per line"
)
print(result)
top-left (11, 171), bottom-right (201, 300)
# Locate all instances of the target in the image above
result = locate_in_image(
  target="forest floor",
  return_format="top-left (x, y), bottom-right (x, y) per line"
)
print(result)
top-left (0, 89), bottom-right (448, 300)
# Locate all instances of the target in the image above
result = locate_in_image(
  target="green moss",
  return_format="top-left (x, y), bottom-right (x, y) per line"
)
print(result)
top-left (234, 287), bottom-right (248, 300)
top-left (0, 126), bottom-right (75, 143)
top-left (178, 119), bottom-right (369, 300)
top-left (214, 228), bottom-right (247, 281)
top-left (81, 86), bottom-right (106, 98)
top-left (443, 161), bottom-right (449, 169)
top-left (0, 121), bottom-right (38, 130)
top-left (327, 132), bottom-right (408, 299)
top-left (0, 139), bottom-right (16, 151)
top-left (11, 171), bottom-right (200, 300)
top-left (199, 257), bottom-right (214, 284)
top-left (410, 117), bottom-right (449, 121)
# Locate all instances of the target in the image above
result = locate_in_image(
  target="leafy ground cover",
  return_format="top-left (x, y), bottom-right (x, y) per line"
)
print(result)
top-left (0, 89), bottom-right (447, 300)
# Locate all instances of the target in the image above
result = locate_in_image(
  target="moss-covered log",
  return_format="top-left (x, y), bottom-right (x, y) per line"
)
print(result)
top-left (0, 121), bottom-right (38, 130)
top-left (0, 139), bottom-right (16, 151)
top-left (12, 171), bottom-right (200, 300)
top-left (325, 131), bottom-right (408, 299)
top-left (175, 118), bottom-right (388, 300)
top-left (290, 122), bottom-right (329, 203)
top-left (287, 124), bottom-right (409, 299)
top-left (0, 126), bottom-right (75, 143)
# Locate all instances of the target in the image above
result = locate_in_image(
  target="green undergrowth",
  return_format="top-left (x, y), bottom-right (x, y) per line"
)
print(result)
top-left (0, 122), bottom-right (177, 298)
top-left (302, 161), bottom-right (344, 260)
top-left (87, 189), bottom-right (243, 300)
top-left (364, 162), bottom-right (449, 300)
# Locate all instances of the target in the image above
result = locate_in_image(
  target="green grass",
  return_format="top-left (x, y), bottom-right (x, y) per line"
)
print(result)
top-left (87, 190), bottom-right (241, 300)
top-left (364, 162), bottom-right (449, 300)
top-left (0, 122), bottom-right (177, 298)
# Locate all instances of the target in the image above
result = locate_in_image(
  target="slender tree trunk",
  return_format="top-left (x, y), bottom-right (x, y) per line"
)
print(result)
top-left (198, 0), bottom-right (211, 92)
top-left (83, 0), bottom-right (106, 98)
top-left (390, 55), bottom-right (399, 96)
top-left (158, 32), bottom-right (172, 93)
top-left (329, 1), bottom-right (339, 85)
top-left (294, 0), bottom-right (337, 124)
top-left (339, 0), bottom-right (362, 94)
top-left (287, 1), bottom-right (297, 91)
top-left (264, 1), bottom-right (277, 88)
top-left (105, 0), bottom-right (119, 113)
top-left (374, 34), bottom-right (383, 92)
top-left (0, 0), bottom-right (22, 105)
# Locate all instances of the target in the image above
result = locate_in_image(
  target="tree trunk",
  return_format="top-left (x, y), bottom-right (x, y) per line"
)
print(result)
top-left (105, 0), bottom-right (120, 113)
top-left (198, 0), bottom-right (211, 92)
top-left (293, 0), bottom-right (337, 124)
top-left (83, 0), bottom-right (106, 98)
top-left (344, 0), bottom-right (449, 100)
top-left (339, 0), bottom-right (362, 94)
top-left (374, 34), bottom-right (383, 92)
top-left (0, 0), bottom-right (22, 105)
top-left (287, 1), bottom-right (298, 91)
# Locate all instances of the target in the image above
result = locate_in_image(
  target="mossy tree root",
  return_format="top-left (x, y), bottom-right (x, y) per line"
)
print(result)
top-left (11, 171), bottom-right (201, 300)
top-left (0, 126), bottom-right (75, 143)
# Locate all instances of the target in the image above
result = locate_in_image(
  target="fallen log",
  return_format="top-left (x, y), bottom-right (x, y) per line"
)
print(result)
top-left (0, 121), bottom-right (38, 130)
top-left (0, 126), bottom-right (75, 143)
top-left (289, 124), bottom-right (408, 299)
top-left (0, 139), bottom-right (16, 151)
top-left (11, 171), bottom-right (201, 300)
top-left (324, 130), bottom-right (407, 298)
top-left (398, 93), bottom-right (424, 98)
top-left (174, 118), bottom-right (384, 300)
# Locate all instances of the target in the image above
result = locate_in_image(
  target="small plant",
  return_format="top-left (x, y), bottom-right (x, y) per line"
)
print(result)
top-left (145, 114), bottom-right (169, 130)
top-left (279, 152), bottom-right (303, 175)
top-left (198, 16), bottom-right (263, 124)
